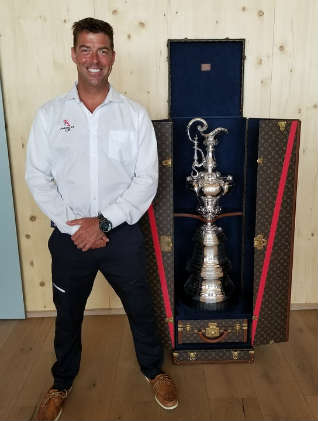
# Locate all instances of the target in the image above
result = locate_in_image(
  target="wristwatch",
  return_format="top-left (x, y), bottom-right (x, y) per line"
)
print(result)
top-left (98, 213), bottom-right (112, 234)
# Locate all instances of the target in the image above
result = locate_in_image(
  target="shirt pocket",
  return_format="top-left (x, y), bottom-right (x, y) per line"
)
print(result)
top-left (106, 130), bottom-right (137, 163)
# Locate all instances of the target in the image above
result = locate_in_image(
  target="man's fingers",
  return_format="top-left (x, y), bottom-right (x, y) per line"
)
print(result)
top-left (75, 240), bottom-right (87, 250)
top-left (70, 227), bottom-right (109, 251)
top-left (89, 238), bottom-right (109, 250)
top-left (72, 230), bottom-right (82, 241)
top-left (72, 226), bottom-right (89, 242)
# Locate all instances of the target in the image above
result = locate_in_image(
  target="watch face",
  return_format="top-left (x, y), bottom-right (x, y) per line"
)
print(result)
top-left (99, 216), bottom-right (112, 233)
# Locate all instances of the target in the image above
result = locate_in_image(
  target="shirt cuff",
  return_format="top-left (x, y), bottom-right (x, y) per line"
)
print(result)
top-left (70, 224), bottom-right (80, 235)
top-left (101, 204), bottom-right (126, 228)
top-left (54, 221), bottom-right (80, 235)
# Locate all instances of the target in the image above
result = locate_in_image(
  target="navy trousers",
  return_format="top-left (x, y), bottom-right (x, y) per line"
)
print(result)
top-left (48, 223), bottom-right (163, 390)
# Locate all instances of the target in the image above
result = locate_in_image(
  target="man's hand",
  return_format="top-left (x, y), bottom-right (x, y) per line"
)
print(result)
top-left (90, 236), bottom-right (109, 249)
top-left (67, 217), bottom-right (109, 252)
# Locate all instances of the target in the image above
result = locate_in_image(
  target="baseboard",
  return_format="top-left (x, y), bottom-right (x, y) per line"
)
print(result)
top-left (290, 303), bottom-right (318, 310)
top-left (26, 304), bottom-right (317, 318)
top-left (27, 308), bottom-right (126, 318)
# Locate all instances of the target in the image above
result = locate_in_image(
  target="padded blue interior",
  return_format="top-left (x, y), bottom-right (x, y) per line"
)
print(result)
top-left (172, 117), bottom-right (256, 324)
top-left (169, 40), bottom-right (244, 117)
top-left (169, 40), bottom-right (260, 348)
top-left (241, 118), bottom-right (260, 298)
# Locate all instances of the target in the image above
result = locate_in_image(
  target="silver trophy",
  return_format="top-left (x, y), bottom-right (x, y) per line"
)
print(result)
top-left (184, 118), bottom-right (236, 305)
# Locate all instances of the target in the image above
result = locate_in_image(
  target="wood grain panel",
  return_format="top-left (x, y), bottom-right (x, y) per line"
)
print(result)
top-left (0, 0), bottom-right (316, 312)
top-left (166, 0), bottom-right (276, 118)
top-left (0, 0), bottom-right (94, 313)
top-left (94, 0), bottom-right (169, 118)
top-left (270, 0), bottom-right (318, 304)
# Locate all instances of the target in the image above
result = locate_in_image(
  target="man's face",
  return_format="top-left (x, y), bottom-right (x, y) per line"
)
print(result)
top-left (71, 31), bottom-right (115, 89)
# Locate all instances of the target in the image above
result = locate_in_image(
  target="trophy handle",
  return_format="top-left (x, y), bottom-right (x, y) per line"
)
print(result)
top-left (187, 118), bottom-right (207, 176)
top-left (187, 117), bottom-right (208, 142)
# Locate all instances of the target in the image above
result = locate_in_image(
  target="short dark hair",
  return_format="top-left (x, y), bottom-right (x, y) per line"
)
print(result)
top-left (72, 17), bottom-right (114, 49)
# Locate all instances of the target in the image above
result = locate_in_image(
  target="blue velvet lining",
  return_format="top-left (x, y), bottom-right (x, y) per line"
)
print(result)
top-left (169, 40), bottom-right (260, 349)
top-left (172, 118), bottom-right (260, 345)
top-left (241, 119), bottom-right (260, 299)
top-left (169, 40), bottom-right (244, 117)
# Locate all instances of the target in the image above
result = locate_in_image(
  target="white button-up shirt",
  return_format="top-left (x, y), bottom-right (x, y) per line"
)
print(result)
top-left (25, 84), bottom-right (158, 235)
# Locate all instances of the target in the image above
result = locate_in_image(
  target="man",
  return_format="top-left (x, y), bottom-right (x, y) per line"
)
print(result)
top-left (26, 17), bottom-right (178, 421)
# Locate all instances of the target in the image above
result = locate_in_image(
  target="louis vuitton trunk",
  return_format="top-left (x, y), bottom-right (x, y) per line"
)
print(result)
top-left (140, 39), bottom-right (300, 364)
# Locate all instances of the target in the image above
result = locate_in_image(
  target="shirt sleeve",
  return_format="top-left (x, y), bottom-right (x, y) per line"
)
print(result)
top-left (25, 108), bottom-right (79, 235)
top-left (100, 108), bottom-right (158, 227)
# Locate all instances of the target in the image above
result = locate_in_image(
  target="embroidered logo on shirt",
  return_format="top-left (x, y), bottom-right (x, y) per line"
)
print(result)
top-left (60, 119), bottom-right (75, 133)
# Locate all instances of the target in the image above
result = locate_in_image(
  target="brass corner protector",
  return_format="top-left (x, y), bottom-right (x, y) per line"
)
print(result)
top-left (257, 157), bottom-right (263, 165)
top-left (278, 121), bottom-right (287, 132)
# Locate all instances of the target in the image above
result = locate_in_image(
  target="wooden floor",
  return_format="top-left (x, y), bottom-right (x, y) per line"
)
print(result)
top-left (0, 310), bottom-right (316, 421)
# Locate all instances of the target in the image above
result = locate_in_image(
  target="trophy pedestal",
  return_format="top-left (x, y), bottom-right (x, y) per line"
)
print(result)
top-left (184, 224), bottom-right (236, 308)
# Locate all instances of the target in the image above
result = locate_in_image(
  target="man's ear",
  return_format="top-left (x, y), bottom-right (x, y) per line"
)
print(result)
top-left (71, 47), bottom-right (77, 64)
top-left (111, 50), bottom-right (116, 66)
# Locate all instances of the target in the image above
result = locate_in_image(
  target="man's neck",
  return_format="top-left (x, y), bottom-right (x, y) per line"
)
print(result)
top-left (77, 82), bottom-right (110, 113)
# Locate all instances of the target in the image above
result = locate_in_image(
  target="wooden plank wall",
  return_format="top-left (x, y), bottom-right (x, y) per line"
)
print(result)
top-left (0, 0), bottom-right (316, 312)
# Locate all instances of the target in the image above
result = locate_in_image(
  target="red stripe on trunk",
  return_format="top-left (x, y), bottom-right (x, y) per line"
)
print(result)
top-left (252, 120), bottom-right (298, 345)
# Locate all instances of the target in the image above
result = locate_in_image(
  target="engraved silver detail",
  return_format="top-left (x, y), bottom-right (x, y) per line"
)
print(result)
top-left (184, 118), bottom-right (236, 305)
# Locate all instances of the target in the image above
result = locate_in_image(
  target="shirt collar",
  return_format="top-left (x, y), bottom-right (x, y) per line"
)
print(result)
top-left (65, 83), bottom-right (123, 104)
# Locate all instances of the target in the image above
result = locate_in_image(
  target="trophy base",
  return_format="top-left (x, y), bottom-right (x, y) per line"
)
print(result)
top-left (182, 296), bottom-right (235, 313)
top-left (184, 273), bottom-right (236, 310)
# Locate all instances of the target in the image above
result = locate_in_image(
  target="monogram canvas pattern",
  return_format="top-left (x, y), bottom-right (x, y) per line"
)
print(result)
top-left (141, 118), bottom-right (299, 356)
top-left (177, 319), bottom-right (248, 344)
top-left (253, 119), bottom-right (300, 345)
top-left (173, 348), bottom-right (254, 363)
top-left (140, 121), bottom-right (174, 349)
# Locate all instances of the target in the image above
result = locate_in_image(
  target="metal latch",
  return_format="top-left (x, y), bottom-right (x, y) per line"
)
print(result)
top-left (161, 159), bottom-right (172, 167)
top-left (232, 351), bottom-right (239, 360)
top-left (205, 322), bottom-right (220, 338)
top-left (185, 323), bottom-right (191, 333)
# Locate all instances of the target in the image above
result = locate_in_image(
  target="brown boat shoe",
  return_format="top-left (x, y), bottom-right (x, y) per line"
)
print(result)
top-left (35, 387), bottom-right (71, 421)
top-left (146, 373), bottom-right (178, 410)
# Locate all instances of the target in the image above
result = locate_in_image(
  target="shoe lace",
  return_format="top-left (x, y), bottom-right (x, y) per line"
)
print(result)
top-left (153, 374), bottom-right (177, 394)
top-left (41, 389), bottom-right (69, 407)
